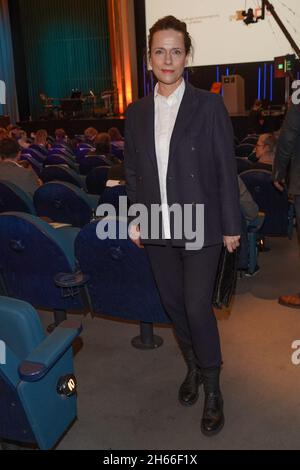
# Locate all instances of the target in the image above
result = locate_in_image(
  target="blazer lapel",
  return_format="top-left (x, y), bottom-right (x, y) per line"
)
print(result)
top-left (141, 92), bottom-right (159, 173)
top-left (169, 82), bottom-right (198, 160)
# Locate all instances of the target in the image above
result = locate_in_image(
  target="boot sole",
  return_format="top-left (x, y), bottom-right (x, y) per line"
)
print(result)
top-left (201, 416), bottom-right (225, 437)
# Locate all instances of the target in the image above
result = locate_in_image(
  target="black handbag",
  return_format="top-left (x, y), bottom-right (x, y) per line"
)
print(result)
top-left (212, 246), bottom-right (238, 309)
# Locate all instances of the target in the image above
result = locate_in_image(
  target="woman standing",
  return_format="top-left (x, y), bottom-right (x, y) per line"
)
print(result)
top-left (124, 16), bottom-right (241, 436)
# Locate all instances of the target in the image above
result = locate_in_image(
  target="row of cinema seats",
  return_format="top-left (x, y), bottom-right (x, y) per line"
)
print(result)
top-left (0, 167), bottom-right (293, 449)
top-left (0, 166), bottom-right (294, 273)
top-left (0, 213), bottom-right (170, 344)
top-left (0, 190), bottom-right (292, 338)
top-left (20, 141), bottom-right (123, 180)
top-left (0, 180), bottom-right (126, 228)
top-left (0, 213), bottom-right (169, 449)
top-left (40, 164), bottom-right (111, 195)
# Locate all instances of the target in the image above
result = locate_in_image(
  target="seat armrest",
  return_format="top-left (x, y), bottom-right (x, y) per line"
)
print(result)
top-left (18, 320), bottom-right (82, 382)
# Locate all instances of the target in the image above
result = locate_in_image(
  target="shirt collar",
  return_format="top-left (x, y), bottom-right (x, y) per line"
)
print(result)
top-left (154, 79), bottom-right (185, 106)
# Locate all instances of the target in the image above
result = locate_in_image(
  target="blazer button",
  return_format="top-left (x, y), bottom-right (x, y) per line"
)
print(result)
top-left (191, 146), bottom-right (195, 151)
top-left (190, 173), bottom-right (195, 178)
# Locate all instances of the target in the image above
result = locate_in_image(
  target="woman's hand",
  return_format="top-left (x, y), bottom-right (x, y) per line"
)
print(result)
top-left (274, 180), bottom-right (285, 192)
top-left (223, 235), bottom-right (240, 253)
top-left (129, 224), bottom-right (144, 249)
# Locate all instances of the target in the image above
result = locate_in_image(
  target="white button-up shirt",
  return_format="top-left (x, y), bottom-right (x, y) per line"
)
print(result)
top-left (154, 79), bottom-right (185, 239)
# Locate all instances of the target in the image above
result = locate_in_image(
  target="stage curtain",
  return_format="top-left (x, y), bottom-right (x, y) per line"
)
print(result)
top-left (107, 0), bottom-right (138, 114)
top-left (18, 0), bottom-right (112, 119)
top-left (0, 0), bottom-right (19, 123)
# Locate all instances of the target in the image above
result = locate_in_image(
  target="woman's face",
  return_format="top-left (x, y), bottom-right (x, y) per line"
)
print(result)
top-left (150, 29), bottom-right (188, 91)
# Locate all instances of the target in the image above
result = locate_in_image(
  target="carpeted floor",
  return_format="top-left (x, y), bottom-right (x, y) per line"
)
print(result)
top-left (38, 235), bottom-right (300, 450)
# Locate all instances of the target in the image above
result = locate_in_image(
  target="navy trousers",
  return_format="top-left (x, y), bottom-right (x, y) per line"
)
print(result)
top-left (146, 242), bottom-right (222, 368)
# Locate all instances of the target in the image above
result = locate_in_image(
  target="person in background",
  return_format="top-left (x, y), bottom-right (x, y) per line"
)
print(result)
top-left (54, 128), bottom-right (68, 144)
top-left (88, 132), bottom-right (121, 166)
top-left (0, 127), bottom-right (8, 141)
top-left (34, 129), bottom-right (48, 148)
top-left (108, 127), bottom-right (124, 142)
top-left (84, 127), bottom-right (98, 144)
top-left (249, 133), bottom-right (277, 170)
top-left (247, 99), bottom-right (264, 135)
top-left (108, 127), bottom-right (125, 160)
top-left (18, 130), bottom-right (31, 149)
top-left (273, 103), bottom-right (300, 308)
top-left (8, 125), bottom-right (22, 141)
top-left (54, 128), bottom-right (74, 151)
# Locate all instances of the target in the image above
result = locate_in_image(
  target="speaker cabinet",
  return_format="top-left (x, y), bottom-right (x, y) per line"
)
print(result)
top-left (221, 75), bottom-right (246, 116)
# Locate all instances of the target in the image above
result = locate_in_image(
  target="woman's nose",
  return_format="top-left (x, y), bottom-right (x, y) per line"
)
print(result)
top-left (164, 52), bottom-right (172, 64)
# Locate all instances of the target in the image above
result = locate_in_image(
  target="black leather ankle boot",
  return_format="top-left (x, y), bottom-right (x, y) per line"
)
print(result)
top-left (201, 366), bottom-right (224, 436)
top-left (178, 343), bottom-right (203, 406)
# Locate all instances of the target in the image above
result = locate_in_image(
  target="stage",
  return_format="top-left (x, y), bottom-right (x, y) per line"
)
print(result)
top-left (18, 116), bottom-right (126, 138)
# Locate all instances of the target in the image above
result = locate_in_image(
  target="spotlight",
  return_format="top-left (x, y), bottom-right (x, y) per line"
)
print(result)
top-left (242, 8), bottom-right (257, 26)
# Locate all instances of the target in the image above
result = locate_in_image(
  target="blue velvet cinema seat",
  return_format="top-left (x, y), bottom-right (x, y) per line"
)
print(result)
top-left (0, 212), bottom-right (84, 325)
top-left (235, 143), bottom-right (255, 158)
top-left (75, 218), bottom-right (170, 349)
top-left (79, 155), bottom-right (113, 175)
top-left (45, 154), bottom-right (79, 172)
top-left (0, 296), bottom-right (82, 449)
top-left (101, 185), bottom-right (127, 214)
top-left (239, 169), bottom-right (293, 238)
top-left (40, 165), bottom-right (86, 189)
top-left (34, 181), bottom-right (99, 228)
top-left (85, 166), bottom-right (110, 195)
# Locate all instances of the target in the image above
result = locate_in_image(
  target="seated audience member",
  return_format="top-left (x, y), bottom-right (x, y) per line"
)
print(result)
top-left (88, 132), bottom-right (121, 165)
top-left (55, 128), bottom-right (67, 144)
top-left (108, 127), bottom-right (124, 142)
top-left (18, 130), bottom-right (31, 149)
top-left (0, 127), bottom-right (8, 141)
top-left (54, 128), bottom-right (74, 151)
top-left (247, 99), bottom-right (264, 135)
top-left (34, 129), bottom-right (49, 149)
top-left (251, 133), bottom-right (277, 170)
top-left (84, 127), bottom-right (98, 144)
top-left (8, 125), bottom-right (22, 141)
top-left (108, 127), bottom-right (124, 159)
top-left (0, 138), bottom-right (41, 196)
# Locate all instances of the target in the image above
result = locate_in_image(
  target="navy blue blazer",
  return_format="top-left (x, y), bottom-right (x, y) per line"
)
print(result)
top-left (124, 82), bottom-right (241, 247)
